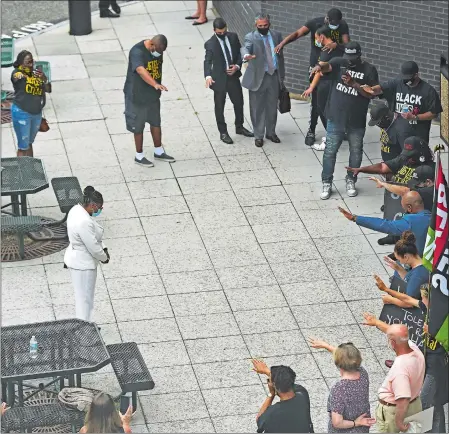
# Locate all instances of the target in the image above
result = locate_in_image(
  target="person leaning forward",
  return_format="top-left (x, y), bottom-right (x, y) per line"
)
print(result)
top-left (241, 13), bottom-right (285, 148)
top-left (204, 17), bottom-right (254, 144)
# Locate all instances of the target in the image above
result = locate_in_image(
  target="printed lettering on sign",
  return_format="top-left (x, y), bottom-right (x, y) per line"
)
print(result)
top-left (146, 60), bottom-right (161, 80)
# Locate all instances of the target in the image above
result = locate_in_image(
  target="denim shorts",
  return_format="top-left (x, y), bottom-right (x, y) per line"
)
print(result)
top-left (11, 104), bottom-right (42, 150)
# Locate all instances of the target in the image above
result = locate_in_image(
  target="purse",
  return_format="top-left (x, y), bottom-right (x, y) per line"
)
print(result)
top-left (39, 117), bottom-right (50, 132)
top-left (278, 83), bottom-right (291, 114)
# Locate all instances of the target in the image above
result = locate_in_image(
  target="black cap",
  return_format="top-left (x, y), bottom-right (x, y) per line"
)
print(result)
top-left (343, 42), bottom-right (362, 60)
top-left (407, 165), bottom-right (435, 188)
top-left (401, 136), bottom-right (427, 157)
top-left (401, 61), bottom-right (419, 80)
top-left (368, 104), bottom-right (390, 126)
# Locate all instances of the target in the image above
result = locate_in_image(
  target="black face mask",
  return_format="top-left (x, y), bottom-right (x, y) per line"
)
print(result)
top-left (377, 115), bottom-right (394, 130)
top-left (257, 27), bottom-right (269, 35)
top-left (347, 57), bottom-right (361, 68)
top-left (215, 32), bottom-right (227, 40)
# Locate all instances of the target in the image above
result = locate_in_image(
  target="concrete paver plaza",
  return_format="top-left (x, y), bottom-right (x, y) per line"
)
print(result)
top-left (1, 1), bottom-right (447, 432)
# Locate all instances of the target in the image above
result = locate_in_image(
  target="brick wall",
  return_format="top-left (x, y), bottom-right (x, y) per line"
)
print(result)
top-left (213, 0), bottom-right (448, 96)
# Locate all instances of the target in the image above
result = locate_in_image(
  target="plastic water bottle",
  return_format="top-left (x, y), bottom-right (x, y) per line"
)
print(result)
top-left (30, 336), bottom-right (38, 359)
top-left (402, 105), bottom-right (409, 114)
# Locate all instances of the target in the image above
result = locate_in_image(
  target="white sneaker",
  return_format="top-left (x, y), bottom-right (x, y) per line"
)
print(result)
top-left (346, 179), bottom-right (358, 197)
top-left (312, 137), bottom-right (326, 151)
top-left (320, 182), bottom-right (332, 200)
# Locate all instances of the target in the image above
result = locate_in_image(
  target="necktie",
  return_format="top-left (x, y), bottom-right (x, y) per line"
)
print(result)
top-left (264, 37), bottom-right (275, 75)
top-left (223, 40), bottom-right (232, 69)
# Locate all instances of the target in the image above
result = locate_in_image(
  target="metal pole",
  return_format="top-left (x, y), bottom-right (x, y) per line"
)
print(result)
top-left (68, 0), bottom-right (92, 36)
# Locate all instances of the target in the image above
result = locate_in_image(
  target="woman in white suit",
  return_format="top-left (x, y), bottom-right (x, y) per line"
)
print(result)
top-left (64, 186), bottom-right (109, 321)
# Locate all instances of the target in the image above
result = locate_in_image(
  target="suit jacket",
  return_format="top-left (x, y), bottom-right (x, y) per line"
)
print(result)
top-left (241, 29), bottom-right (285, 92)
top-left (64, 204), bottom-right (107, 270)
top-left (204, 32), bottom-right (242, 92)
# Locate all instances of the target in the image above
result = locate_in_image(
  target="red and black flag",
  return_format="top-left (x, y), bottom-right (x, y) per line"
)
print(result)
top-left (423, 152), bottom-right (449, 351)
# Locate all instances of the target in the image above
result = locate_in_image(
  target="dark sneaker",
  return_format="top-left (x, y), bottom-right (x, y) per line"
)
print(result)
top-left (220, 133), bottom-right (234, 144)
top-left (154, 152), bottom-right (176, 163)
top-left (100, 9), bottom-right (120, 18)
top-left (134, 157), bottom-right (154, 167)
top-left (111, 3), bottom-right (121, 14)
top-left (305, 129), bottom-right (315, 147)
top-left (236, 126), bottom-right (254, 137)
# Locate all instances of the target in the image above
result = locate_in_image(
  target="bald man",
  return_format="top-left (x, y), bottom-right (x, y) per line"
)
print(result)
top-left (362, 318), bottom-right (425, 432)
top-left (338, 191), bottom-right (431, 255)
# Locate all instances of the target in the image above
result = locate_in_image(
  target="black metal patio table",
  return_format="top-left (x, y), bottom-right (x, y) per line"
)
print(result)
top-left (1, 157), bottom-right (49, 216)
top-left (1, 319), bottom-right (110, 407)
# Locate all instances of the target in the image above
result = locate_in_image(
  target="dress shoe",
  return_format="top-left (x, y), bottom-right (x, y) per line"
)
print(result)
top-left (236, 126), bottom-right (254, 137)
top-left (255, 139), bottom-right (264, 147)
top-left (100, 9), bottom-right (120, 18)
top-left (266, 134), bottom-right (281, 143)
top-left (111, 3), bottom-right (121, 14)
top-left (220, 133), bottom-right (233, 144)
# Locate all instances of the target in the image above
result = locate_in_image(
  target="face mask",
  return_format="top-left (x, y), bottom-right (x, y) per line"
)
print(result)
top-left (215, 32), bottom-right (227, 40)
top-left (152, 50), bottom-right (162, 58)
top-left (328, 24), bottom-right (339, 30)
top-left (403, 75), bottom-right (417, 86)
top-left (92, 208), bottom-right (102, 217)
top-left (257, 27), bottom-right (269, 36)
top-left (314, 39), bottom-right (322, 48)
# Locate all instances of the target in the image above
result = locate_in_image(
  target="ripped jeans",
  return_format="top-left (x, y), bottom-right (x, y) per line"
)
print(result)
top-left (11, 104), bottom-right (42, 150)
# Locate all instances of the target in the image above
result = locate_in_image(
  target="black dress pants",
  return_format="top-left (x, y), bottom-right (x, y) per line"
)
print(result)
top-left (99, 0), bottom-right (117, 10)
top-left (213, 76), bottom-right (244, 134)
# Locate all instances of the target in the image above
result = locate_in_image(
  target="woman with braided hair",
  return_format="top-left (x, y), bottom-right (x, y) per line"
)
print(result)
top-left (64, 186), bottom-right (109, 321)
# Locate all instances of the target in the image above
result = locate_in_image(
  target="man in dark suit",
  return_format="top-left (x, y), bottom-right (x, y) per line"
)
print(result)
top-left (204, 18), bottom-right (254, 144)
top-left (241, 13), bottom-right (285, 147)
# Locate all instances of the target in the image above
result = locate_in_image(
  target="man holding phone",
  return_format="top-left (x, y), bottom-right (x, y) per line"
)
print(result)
top-left (310, 42), bottom-right (379, 199)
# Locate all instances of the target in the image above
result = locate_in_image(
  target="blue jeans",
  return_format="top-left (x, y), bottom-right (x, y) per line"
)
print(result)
top-left (322, 120), bottom-right (365, 183)
top-left (11, 104), bottom-right (42, 150)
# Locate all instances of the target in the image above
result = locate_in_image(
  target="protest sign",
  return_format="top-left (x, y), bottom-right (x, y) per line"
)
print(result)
top-left (383, 189), bottom-right (404, 221)
top-left (390, 275), bottom-right (407, 293)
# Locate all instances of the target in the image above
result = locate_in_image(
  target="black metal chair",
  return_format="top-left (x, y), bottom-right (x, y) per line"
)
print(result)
top-left (51, 177), bottom-right (83, 224)
top-left (1, 216), bottom-right (42, 259)
top-left (107, 343), bottom-right (155, 413)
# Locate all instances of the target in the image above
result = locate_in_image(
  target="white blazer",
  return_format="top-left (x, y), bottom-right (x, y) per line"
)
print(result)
top-left (64, 204), bottom-right (108, 270)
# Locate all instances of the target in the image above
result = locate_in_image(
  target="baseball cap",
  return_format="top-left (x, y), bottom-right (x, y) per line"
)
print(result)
top-left (401, 61), bottom-right (419, 80)
top-left (407, 165), bottom-right (435, 188)
top-left (401, 136), bottom-right (427, 157)
top-left (343, 42), bottom-right (362, 60)
top-left (368, 104), bottom-right (390, 126)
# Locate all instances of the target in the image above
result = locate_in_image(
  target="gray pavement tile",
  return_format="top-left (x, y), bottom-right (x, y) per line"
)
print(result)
top-left (212, 414), bottom-right (257, 433)
top-left (172, 158), bottom-right (223, 178)
top-left (271, 259), bottom-right (332, 285)
top-left (44, 263), bottom-right (71, 285)
top-left (101, 103), bottom-right (126, 119)
top-left (91, 76), bottom-right (126, 91)
top-left (55, 300), bottom-right (116, 324)
top-left (101, 254), bottom-right (159, 278)
top-left (162, 269), bottom-right (221, 295)
top-left (147, 418), bottom-right (214, 434)
top-left (292, 302), bottom-right (357, 329)
top-left (63, 134), bottom-right (114, 154)
top-left (177, 312), bottom-right (240, 340)
top-left (298, 378), bottom-right (330, 408)
top-left (347, 299), bottom-right (384, 326)
top-left (81, 372), bottom-right (121, 396)
top-left (218, 154), bottom-right (271, 173)
top-left (75, 165), bottom-right (125, 186)
top-left (152, 247), bottom-right (213, 273)
top-left (102, 236), bottom-right (151, 258)
top-left (193, 360), bottom-right (260, 390)
top-left (226, 168), bottom-right (281, 189)
top-left (281, 280), bottom-right (344, 306)
top-left (139, 341), bottom-right (190, 368)
top-left (87, 63), bottom-right (128, 77)
top-left (192, 207), bottom-right (248, 230)
top-left (210, 139), bottom-right (263, 157)
top-left (112, 295), bottom-right (173, 322)
top-left (49, 279), bottom-right (109, 305)
top-left (243, 330), bottom-right (309, 358)
top-left (304, 324), bottom-right (370, 351)
top-left (185, 335), bottom-right (250, 364)
top-left (77, 39), bottom-right (122, 54)
top-left (101, 218), bottom-right (145, 239)
top-left (225, 285), bottom-right (287, 311)
top-left (33, 138), bottom-right (66, 157)
top-left (200, 225), bottom-right (259, 248)
top-left (185, 190), bottom-right (240, 211)
top-left (267, 149), bottom-right (320, 168)
top-left (58, 119), bottom-right (108, 138)
top-left (178, 174), bottom-right (231, 195)
top-left (3, 285), bottom-right (51, 310)
top-left (99, 322), bottom-right (122, 345)
top-left (96, 89), bottom-right (126, 105)
top-left (120, 161), bottom-right (174, 183)
top-left (134, 196), bottom-right (188, 217)
top-left (93, 182), bottom-right (131, 203)
top-left (216, 264), bottom-right (277, 289)
top-left (169, 291), bottom-right (231, 316)
top-left (141, 213), bottom-right (196, 236)
top-left (56, 105), bottom-right (104, 123)
top-left (140, 391), bottom-right (209, 423)
top-left (202, 385), bottom-right (265, 417)
top-left (252, 221), bottom-right (310, 244)
top-left (128, 179), bottom-right (182, 200)
top-left (263, 354), bottom-right (322, 381)
top-left (143, 364), bottom-right (199, 395)
top-left (275, 165), bottom-right (323, 184)
top-left (235, 307), bottom-right (298, 334)
top-left (207, 244), bottom-right (267, 269)
top-left (314, 235), bottom-right (375, 259)
top-left (310, 406), bottom-right (329, 434)
top-left (1, 307), bottom-right (55, 327)
top-left (82, 51), bottom-right (127, 66)
top-left (243, 203), bottom-right (299, 226)
top-left (118, 318), bottom-right (182, 344)
top-left (36, 43), bottom-right (79, 56)
top-left (234, 186), bottom-right (290, 207)
top-left (261, 239), bottom-right (321, 263)
top-left (371, 346), bottom-right (397, 374)
top-left (326, 254), bottom-right (386, 279)
top-left (336, 275), bottom-right (390, 301)
top-left (106, 274), bottom-right (165, 299)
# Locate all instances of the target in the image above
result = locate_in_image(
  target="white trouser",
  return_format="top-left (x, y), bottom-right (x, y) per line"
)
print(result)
top-left (69, 268), bottom-right (97, 322)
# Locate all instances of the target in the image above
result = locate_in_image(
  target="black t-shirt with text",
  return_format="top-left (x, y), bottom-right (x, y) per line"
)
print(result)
top-left (11, 67), bottom-right (45, 115)
top-left (304, 17), bottom-right (349, 67)
top-left (380, 78), bottom-right (443, 143)
top-left (386, 158), bottom-right (435, 185)
top-left (317, 48), bottom-right (342, 82)
top-left (257, 385), bottom-right (312, 433)
top-left (325, 61), bottom-right (379, 128)
top-left (379, 121), bottom-right (402, 162)
top-left (124, 40), bottom-right (163, 105)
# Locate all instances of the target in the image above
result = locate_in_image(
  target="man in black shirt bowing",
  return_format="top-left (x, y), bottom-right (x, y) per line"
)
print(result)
top-left (204, 18), bottom-right (254, 144)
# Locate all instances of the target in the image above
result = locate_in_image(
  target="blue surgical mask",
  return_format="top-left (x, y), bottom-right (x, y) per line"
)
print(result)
top-left (314, 39), bottom-right (322, 48)
top-left (152, 51), bottom-right (162, 58)
top-left (92, 208), bottom-right (102, 217)
top-left (328, 24), bottom-right (339, 30)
